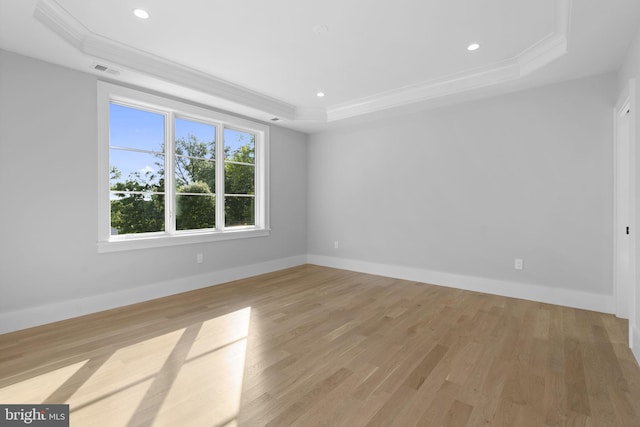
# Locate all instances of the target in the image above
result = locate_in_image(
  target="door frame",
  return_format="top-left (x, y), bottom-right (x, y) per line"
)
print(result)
top-left (613, 79), bottom-right (636, 344)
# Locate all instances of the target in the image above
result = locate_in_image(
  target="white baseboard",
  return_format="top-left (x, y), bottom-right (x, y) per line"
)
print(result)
top-left (0, 255), bottom-right (307, 335)
top-left (307, 254), bottom-right (615, 314)
top-left (1, 254), bottom-right (618, 336)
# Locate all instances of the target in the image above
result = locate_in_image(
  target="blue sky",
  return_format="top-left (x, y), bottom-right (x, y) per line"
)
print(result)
top-left (109, 103), bottom-right (253, 186)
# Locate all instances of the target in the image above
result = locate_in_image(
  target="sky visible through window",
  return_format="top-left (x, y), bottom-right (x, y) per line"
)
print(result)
top-left (110, 103), bottom-right (253, 187)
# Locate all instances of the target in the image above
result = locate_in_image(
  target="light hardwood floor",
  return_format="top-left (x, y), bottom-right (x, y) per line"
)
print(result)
top-left (1, 265), bottom-right (639, 426)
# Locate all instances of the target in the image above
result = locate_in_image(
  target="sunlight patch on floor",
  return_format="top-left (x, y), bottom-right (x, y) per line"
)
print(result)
top-left (0, 360), bottom-right (88, 403)
top-left (0, 307), bottom-right (252, 427)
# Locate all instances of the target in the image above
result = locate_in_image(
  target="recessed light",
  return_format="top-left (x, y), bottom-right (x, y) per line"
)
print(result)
top-left (467, 43), bottom-right (480, 51)
top-left (317, 92), bottom-right (325, 97)
top-left (133, 8), bottom-right (150, 19)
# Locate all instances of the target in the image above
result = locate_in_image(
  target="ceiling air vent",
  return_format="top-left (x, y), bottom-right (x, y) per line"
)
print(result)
top-left (92, 63), bottom-right (120, 75)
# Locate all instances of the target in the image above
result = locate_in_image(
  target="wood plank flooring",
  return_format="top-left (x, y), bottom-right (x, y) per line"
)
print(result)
top-left (0, 265), bottom-right (639, 426)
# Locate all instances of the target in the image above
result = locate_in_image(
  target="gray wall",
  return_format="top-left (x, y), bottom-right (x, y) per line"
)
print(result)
top-left (308, 74), bottom-right (616, 296)
top-left (0, 50), bottom-right (308, 328)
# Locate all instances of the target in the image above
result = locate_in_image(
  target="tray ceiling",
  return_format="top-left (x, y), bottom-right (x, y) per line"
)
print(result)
top-left (1, 0), bottom-right (639, 131)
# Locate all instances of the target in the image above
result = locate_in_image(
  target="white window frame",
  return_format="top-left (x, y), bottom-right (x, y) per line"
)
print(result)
top-left (97, 81), bottom-right (270, 253)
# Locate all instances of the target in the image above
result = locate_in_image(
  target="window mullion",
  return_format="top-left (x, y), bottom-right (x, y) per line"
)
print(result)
top-left (166, 112), bottom-right (176, 235)
top-left (216, 125), bottom-right (225, 231)
top-left (255, 133), bottom-right (263, 228)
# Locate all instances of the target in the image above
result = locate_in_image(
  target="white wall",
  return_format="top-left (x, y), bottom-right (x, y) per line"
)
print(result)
top-left (0, 50), bottom-right (308, 333)
top-left (308, 74), bottom-right (616, 313)
top-left (618, 27), bottom-right (640, 363)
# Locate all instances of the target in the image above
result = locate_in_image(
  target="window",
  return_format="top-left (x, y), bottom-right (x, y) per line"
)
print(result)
top-left (98, 82), bottom-right (269, 252)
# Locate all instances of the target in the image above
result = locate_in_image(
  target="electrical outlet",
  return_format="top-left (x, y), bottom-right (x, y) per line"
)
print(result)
top-left (334, 241), bottom-right (339, 249)
top-left (197, 253), bottom-right (204, 264)
top-left (514, 258), bottom-right (523, 270)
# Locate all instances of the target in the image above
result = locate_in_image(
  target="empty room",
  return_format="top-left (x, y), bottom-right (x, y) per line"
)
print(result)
top-left (2, 0), bottom-right (640, 426)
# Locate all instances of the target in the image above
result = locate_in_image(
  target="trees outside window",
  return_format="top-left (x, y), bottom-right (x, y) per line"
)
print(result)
top-left (98, 82), bottom-right (268, 251)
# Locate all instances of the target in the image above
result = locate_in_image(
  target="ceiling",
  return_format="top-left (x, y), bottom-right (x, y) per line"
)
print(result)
top-left (1, 0), bottom-right (639, 133)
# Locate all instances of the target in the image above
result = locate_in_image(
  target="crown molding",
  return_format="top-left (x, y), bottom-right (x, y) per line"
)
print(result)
top-left (327, 0), bottom-right (572, 122)
top-left (327, 61), bottom-right (521, 122)
top-left (517, 33), bottom-right (567, 76)
top-left (33, 0), bottom-right (85, 50)
top-left (34, 0), bottom-right (572, 126)
top-left (293, 107), bottom-right (327, 122)
top-left (34, 0), bottom-right (297, 121)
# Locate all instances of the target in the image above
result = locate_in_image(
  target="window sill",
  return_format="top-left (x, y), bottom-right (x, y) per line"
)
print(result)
top-left (97, 228), bottom-right (271, 253)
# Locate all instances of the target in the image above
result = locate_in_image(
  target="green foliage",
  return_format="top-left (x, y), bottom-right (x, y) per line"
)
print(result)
top-left (110, 169), bottom-right (164, 234)
top-left (225, 144), bottom-right (256, 226)
top-left (110, 133), bottom-right (256, 234)
top-left (176, 182), bottom-right (215, 230)
top-left (175, 134), bottom-right (215, 190)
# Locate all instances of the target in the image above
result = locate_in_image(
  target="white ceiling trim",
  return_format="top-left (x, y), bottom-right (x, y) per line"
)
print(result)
top-left (34, 0), bottom-right (571, 125)
top-left (327, 61), bottom-right (521, 122)
top-left (34, 0), bottom-right (297, 121)
top-left (328, 0), bottom-right (572, 122)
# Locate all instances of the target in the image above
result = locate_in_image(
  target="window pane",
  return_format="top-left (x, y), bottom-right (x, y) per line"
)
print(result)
top-left (224, 129), bottom-right (255, 227)
top-left (225, 196), bottom-right (255, 227)
top-left (109, 103), bottom-right (166, 236)
top-left (176, 194), bottom-right (216, 231)
top-left (110, 193), bottom-right (165, 235)
top-left (110, 149), bottom-right (164, 189)
top-left (110, 104), bottom-right (165, 152)
top-left (175, 118), bottom-right (216, 190)
top-left (225, 163), bottom-right (255, 195)
top-left (174, 118), bottom-right (216, 230)
top-left (224, 129), bottom-right (255, 164)
top-left (175, 159), bottom-right (215, 192)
